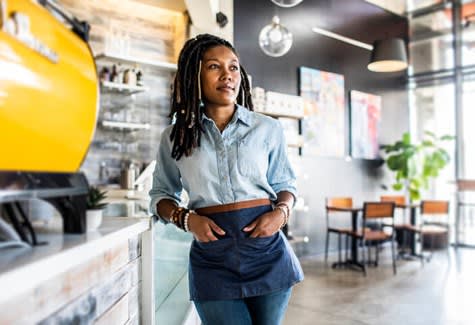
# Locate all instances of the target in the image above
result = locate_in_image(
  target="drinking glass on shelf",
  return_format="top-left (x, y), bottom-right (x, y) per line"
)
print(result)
top-left (105, 23), bottom-right (120, 54)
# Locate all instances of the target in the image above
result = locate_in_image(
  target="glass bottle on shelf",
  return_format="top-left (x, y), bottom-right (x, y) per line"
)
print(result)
top-left (110, 64), bottom-right (118, 83)
top-left (99, 66), bottom-right (109, 82)
top-left (136, 65), bottom-right (143, 86)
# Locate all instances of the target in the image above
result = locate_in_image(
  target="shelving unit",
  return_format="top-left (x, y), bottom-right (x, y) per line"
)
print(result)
top-left (95, 52), bottom-right (177, 72)
top-left (101, 120), bottom-right (151, 131)
top-left (255, 110), bottom-right (304, 120)
top-left (93, 52), bottom-right (175, 162)
top-left (288, 142), bottom-right (304, 148)
top-left (100, 81), bottom-right (148, 94)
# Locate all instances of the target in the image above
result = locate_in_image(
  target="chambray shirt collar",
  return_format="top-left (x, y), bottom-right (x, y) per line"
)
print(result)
top-left (201, 104), bottom-right (252, 127)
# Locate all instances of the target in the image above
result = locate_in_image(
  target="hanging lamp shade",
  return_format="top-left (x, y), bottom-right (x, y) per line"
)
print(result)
top-left (367, 38), bottom-right (408, 72)
top-left (271, 0), bottom-right (304, 8)
top-left (258, 16), bottom-right (293, 57)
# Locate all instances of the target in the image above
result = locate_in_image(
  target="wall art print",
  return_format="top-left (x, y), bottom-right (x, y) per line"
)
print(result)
top-left (350, 90), bottom-right (382, 160)
top-left (298, 66), bottom-right (345, 157)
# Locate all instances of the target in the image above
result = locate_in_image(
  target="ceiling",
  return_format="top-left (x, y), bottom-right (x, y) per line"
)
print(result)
top-left (365, 0), bottom-right (447, 15)
top-left (138, 0), bottom-right (475, 21)
top-left (138, 0), bottom-right (454, 16)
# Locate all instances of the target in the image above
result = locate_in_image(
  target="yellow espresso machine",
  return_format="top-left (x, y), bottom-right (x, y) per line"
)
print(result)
top-left (0, 0), bottom-right (98, 240)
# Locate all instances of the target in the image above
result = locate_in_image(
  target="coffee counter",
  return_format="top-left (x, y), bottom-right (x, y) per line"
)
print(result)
top-left (0, 216), bottom-right (152, 324)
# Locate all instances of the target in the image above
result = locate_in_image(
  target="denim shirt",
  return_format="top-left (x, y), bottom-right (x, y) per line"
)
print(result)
top-left (149, 104), bottom-right (297, 218)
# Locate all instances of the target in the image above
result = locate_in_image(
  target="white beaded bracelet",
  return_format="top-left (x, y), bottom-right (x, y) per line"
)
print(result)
top-left (184, 210), bottom-right (194, 232)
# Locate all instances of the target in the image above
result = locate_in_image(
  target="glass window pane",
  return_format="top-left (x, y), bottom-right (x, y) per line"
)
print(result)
top-left (411, 83), bottom-right (456, 201)
top-left (462, 78), bottom-right (475, 177)
top-left (410, 35), bottom-right (454, 74)
top-left (462, 1), bottom-right (475, 66)
top-left (462, 27), bottom-right (475, 66)
top-left (408, 0), bottom-right (444, 12)
top-left (409, 9), bottom-right (453, 74)
top-left (410, 9), bottom-right (452, 39)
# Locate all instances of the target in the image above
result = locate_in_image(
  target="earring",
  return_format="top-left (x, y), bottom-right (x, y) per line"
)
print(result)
top-left (188, 111), bottom-right (195, 128)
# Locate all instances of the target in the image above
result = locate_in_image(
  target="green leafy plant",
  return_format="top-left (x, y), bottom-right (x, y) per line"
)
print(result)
top-left (381, 131), bottom-right (455, 202)
top-left (86, 186), bottom-right (108, 210)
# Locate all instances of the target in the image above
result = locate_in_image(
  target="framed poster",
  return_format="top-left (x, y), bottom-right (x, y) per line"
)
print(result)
top-left (350, 90), bottom-right (382, 159)
top-left (298, 66), bottom-right (345, 157)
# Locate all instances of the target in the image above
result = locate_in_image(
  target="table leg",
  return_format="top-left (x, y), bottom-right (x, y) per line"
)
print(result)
top-left (399, 206), bottom-right (426, 261)
top-left (351, 210), bottom-right (358, 262)
top-left (348, 210), bottom-right (365, 272)
top-left (410, 206), bottom-right (416, 255)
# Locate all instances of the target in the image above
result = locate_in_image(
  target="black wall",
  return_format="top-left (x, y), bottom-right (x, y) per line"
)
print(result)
top-left (234, 0), bottom-right (410, 256)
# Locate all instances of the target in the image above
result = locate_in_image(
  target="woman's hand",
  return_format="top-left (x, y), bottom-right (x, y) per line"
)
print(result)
top-left (188, 213), bottom-right (226, 242)
top-left (243, 209), bottom-right (285, 238)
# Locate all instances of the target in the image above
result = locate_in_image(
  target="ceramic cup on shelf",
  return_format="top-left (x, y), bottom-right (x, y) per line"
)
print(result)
top-left (86, 209), bottom-right (103, 231)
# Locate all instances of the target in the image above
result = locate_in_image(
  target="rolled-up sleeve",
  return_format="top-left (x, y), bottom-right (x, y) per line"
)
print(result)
top-left (149, 126), bottom-right (183, 221)
top-left (266, 120), bottom-right (298, 203)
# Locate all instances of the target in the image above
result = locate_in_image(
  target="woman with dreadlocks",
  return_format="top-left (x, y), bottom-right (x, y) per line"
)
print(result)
top-left (149, 33), bottom-right (303, 325)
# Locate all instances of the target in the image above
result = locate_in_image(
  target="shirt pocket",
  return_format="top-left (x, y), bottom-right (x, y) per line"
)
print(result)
top-left (237, 137), bottom-right (269, 179)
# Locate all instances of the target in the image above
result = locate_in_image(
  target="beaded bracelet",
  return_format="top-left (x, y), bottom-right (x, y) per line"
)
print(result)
top-left (184, 210), bottom-right (195, 232)
top-left (169, 206), bottom-right (183, 229)
top-left (169, 206), bottom-right (194, 232)
top-left (275, 202), bottom-right (290, 229)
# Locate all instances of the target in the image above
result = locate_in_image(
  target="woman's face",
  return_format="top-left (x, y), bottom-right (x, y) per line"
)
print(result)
top-left (200, 45), bottom-right (241, 107)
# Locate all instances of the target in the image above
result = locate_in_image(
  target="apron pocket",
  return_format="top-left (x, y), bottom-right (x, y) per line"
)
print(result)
top-left (191, 238), bottom-right (234, 268)
top-left (241, 233), bottom-right (281, 253)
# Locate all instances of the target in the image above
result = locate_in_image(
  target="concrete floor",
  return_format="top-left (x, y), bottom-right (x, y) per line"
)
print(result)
top-left (284, 248), bottom-right (475, 325)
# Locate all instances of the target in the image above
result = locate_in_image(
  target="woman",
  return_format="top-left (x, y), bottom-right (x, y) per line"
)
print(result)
top-left (149, 33), bottom-right (303, 325)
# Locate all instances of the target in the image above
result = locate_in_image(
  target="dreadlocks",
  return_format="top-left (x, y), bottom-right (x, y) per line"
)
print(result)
top-left (169, 33), bottom-right (254, 160)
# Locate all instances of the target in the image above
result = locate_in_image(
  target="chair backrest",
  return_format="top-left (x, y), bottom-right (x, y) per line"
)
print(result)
top-left (456, 179), bottom-right (475, 192)
top-left (421, 200), bottom-right (449, 215)
top-left (380, 195), bottom-right (406, 205)
top-left (326, 197), bottom-right (353, 211)
top-left (363, 202), bottom-right (395, 220)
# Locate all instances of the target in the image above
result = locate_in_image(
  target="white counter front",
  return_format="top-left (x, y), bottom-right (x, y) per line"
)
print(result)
top-left (0, 216), bottom-right (151, 324)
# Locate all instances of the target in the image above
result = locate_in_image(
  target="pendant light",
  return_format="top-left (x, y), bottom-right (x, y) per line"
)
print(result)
top-left (311, 26), bottom-right (408, 72)
top-left (258, 15), bottom-right (293, 57)
top-left (271, 0), bottom-right (304, 8)
top-left (367, 38), bottom-right (408, 72)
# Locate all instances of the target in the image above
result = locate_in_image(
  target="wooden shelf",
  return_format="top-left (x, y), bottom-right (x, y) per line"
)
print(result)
top-left (95, 52), bottom-right (177, 72)
top-left (255, 110), bottom-right (304, 120)
top-left (287, 143), bottom-right (304, 148)
top-left (101, 120), bottom-right (151, 130)
top-left (100, 81), bottom-right (148, 94)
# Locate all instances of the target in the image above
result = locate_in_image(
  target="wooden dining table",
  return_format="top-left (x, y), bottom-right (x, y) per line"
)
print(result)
top-left (394, 203), bottom-right (421, 258)
top-left (328, 206), bottom-right (365, 272)
top-left (329, 203), bottom-right (422, 272)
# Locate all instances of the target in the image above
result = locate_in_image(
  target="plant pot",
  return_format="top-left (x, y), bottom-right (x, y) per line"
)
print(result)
top-left (86, 209), bottom-right (103, 231)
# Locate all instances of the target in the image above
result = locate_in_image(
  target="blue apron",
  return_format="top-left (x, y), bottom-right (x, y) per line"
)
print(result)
top-left (189, 204), bottom-right (304, 301)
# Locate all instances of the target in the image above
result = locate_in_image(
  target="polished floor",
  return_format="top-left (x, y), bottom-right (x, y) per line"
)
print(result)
top-left (284, 247), bottom-right (475, 325)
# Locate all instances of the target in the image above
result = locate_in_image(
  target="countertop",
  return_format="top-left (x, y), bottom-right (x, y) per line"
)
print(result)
top-left (0, 216), bottom-right (150, 304)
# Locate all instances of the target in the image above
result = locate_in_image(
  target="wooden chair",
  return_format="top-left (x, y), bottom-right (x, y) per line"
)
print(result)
top-left (380, 195), bottom-right (406, 205)
top-left (325, 197), bottom-right (353, 265)
top-left (407, 200), bottom-right (450, 261)
top-left (455, 180), bottom-right (475, 245)
top-left (380, 195), bottom-right (409, 227)
top-left (380, 195), bottom-right (411, 251)
top-left (348, 202), bottom-right (397, 275)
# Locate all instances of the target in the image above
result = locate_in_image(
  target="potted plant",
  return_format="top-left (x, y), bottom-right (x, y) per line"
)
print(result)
top-left (86, 186), bottom-right (108, 231)
top-left (381, 131), bottom-right (454, 202)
